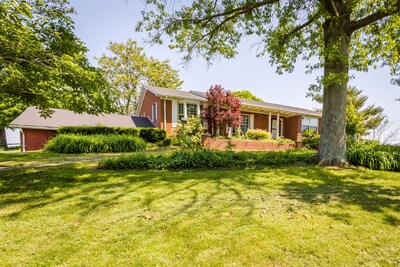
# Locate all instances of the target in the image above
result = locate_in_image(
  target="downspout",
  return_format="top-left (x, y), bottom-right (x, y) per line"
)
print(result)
top-left (163, 97), bottom-right (167, 131)
top-left (21, 129), bottom-right (26, 152)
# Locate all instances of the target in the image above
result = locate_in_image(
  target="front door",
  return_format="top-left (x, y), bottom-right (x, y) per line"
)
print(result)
top-left (271, 118), bottom-right (283, 139)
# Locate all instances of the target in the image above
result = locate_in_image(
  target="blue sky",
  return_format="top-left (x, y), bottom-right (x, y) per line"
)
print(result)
top-left (69, 0), bottom-right (399, 123)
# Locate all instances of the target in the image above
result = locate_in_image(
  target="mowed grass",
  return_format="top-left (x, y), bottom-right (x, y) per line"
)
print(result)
top-left (0, 154), bottom-right (400, 265)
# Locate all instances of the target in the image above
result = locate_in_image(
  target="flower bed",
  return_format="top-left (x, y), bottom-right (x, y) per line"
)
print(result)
top-left (202, 135), bottom-right (295, 151)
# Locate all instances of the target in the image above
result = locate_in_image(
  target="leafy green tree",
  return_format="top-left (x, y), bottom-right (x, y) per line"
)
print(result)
top-left (97, 39), bottom-right (183, 115)
top-left (310, 86), bottom-right (385, 141)
top-left (0, 0), bottom-right (115, 127)
top-left (138, 0), bottom-right (400, 166)
top-left (232, 90), bottom-right (263, 102)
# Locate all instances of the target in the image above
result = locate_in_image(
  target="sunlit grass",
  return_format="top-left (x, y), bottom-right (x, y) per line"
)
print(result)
top-left (0, 155), bottom-right (399, 265)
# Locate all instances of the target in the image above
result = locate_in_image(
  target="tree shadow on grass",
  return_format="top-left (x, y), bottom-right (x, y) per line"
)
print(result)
top-left (1, 164), bottom-right (399, 226)
top-left (279, 167), bottom-right (400, 226)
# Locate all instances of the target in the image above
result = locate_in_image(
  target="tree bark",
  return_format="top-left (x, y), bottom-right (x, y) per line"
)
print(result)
top-left (0, 128), bottom-right (7, 148)
top-left (317, 16), bottom-right (351, 167)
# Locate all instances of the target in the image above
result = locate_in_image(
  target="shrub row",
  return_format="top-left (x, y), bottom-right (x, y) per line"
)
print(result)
top-left (45, 134), bottom-right (146, 153)
top-left (346, 142), bottom-right (400, 171)
top-left (99, 149), bottom-right (317, 170)
top-left (58, 126), bottom-right (140, 136)
top-left (58, 126), bottom-right (166, 143)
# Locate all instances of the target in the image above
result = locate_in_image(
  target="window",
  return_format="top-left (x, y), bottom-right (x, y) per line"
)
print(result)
top-left (187, 104), bottom-right (197, 117)
top-left (152, 102), bottom-right (157, 122)
top-left (302, 117), bottom-right (318, 132)
top-left (178, 103), bottom-right (184, 121)
top-left (177, 102), bottom-right (198, 121)
top-left (241, 114), bottom-right (249, 133)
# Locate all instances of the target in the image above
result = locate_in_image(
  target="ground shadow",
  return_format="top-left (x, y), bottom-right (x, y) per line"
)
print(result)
top-left (1, 163), bottom-right (399, 226)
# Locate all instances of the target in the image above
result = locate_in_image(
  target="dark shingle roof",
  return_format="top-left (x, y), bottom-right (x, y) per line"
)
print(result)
top-left (189, 90), bottom-right (321, 117)
top-left (131, 116), bottom-right (155, 128)
top-left (10, 107), bottom-right (154, 130)
top-left (144, 85), bottom-right (205, 101)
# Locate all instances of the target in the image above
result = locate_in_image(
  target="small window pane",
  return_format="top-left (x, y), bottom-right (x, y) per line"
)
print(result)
top-left (241, 115), bottom-right (249, 133)
top-left (178, 103), bottom-right (184, 121)
top-left (187, 104), bottom-right (197, 117)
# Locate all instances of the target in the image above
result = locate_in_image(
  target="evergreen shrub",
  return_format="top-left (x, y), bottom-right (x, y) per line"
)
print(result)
top-left (99, 149), bottom-right (316, 170)
top-left (246, 129), bottom-right (271, 140)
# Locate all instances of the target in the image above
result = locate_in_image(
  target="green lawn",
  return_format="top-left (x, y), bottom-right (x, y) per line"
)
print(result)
top-left (1, 152), bottom-right (400, 266)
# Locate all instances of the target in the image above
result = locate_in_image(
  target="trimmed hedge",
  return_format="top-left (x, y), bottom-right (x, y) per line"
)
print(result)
top-left (246, 129), bottom-right (271, 140)
top-left (45, 134), bottom-right (146, 153)
top-left (139, 128), bottom-right (167, 143)
top-left (58, 126), bottom-right (140, 137)
top-left (57, 126), bottom-right (166, 143)
top-left (347, 142), bottom-right (400, 171)
top-left (99, 149), bottom-right (317, 170)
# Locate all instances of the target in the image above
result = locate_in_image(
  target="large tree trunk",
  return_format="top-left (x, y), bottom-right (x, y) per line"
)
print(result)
top-left (0, 128), bottom-right (7, 148)
top-left (317, 16), bottom-right (351, 167)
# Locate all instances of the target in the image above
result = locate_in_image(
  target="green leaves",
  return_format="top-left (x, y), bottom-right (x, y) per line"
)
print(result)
top-left (97, 39), bottom-right (183, 115)
top-left (0, 0), bottom-right (115, 127)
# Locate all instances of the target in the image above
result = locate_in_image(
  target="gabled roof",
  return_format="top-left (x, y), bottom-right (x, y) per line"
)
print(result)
top-left (10, 107), bottom-right (154, 130)
top-left (137, 85), bottom-right (321, 118)
top-left (143, 85), bottom-right (205, 101)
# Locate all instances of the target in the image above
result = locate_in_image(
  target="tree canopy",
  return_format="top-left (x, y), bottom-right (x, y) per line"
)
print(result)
top-left (202, 85), bottom-right (241, 136)
top-left (138, 0), bottom-right (400, 166)
top-left (0, 0), bottom-right (115, 128)
top-left (97, 39), bottom-right (183, 115)
top-left (232, 90), bottom-right (263, 102)
top-left (310, 86), bottom-right (385, 140)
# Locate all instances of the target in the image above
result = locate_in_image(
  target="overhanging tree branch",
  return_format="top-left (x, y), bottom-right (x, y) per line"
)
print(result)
top-left (348, 1), bottom-right (400, 33)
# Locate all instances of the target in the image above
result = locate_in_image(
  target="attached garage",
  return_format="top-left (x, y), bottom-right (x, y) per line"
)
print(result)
top-left (10, 107), bottom-right (154, 151)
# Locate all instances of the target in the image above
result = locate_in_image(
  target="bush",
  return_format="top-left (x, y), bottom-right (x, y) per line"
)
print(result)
top-left (173, 116), bottom-right (204, 148)
top-left (99, 149), bottom-right (316, 170)
top-left (246, 129), bottom-right (271, 140)
top-left (301, 129), bottom-right (320, 149)
top-left (58, 126), bottom-right (167, 143)
top-left (276, 137), bottom-right (296, 145)
top-left (45, 134), bottom-right (146, 153)
top-left (346, 142), bottom-right (400, 171)
top-left (58, 126), bottom-right (140, 137)
top-left (159, 138), bottom-right (172, 147)
top-left (139, 128), bottom-right (167, 143)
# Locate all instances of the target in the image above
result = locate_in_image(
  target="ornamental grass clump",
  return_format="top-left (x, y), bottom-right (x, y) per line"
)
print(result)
top-left (346, 142), bottom-right (400, 171)
top-left (45, 134), bottom-right (146, 153)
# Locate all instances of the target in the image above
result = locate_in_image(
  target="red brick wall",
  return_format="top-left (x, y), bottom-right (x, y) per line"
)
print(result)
top-left (22, 128), bottom-right (57, 151)
top-left (283, 116), bottom-right (301, 141)
top-left (254, 113), bottom-right (268, 130)
top-left (202, 135), bottom-right (295, 151)
top-left (160, 100), bottom-right (172, 133)
top-left (138, 90), bottom-right (162, 129)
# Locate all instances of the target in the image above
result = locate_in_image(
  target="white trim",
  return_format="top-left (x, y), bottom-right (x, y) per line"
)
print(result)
top-left (163, 98), bottom-right (167, 130)
top-left (277, 113), bottom-right (280, 137)
top-left (197, 102), bottom-right (201, 117)
top-left (135, 86), bottom-right (148, 116)
top-left (183, 101), bottom-right (187, 119)
top-left (268, 112), bottom-right (272, 133)
top-left (249, 114), bottom-right (254, 129)
top-left (9, 125), bottom-right (58, 130)
top-left (172, 100), bottom-right (178, 127)
top-left (21, 129), bottom-right (26, 152)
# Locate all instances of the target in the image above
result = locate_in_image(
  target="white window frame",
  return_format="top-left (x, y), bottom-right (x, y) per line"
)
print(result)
top-left (177, 101), bottom-right (200, 121)
top-left (152, 102), bottom-right (158, 122)
top-left (301, 117), bottom-right (318, 132)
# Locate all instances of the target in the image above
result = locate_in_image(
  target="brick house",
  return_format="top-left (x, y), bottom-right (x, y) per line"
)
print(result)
top-left (136, 85), bottom-right (322, 141)
top-left (9, 107), bottom-right (154, 151)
